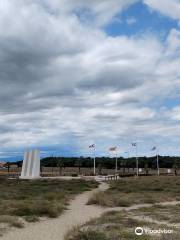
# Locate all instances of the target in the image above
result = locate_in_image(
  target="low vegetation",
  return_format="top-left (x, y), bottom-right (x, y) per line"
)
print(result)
top-left (0, 216), bottom-right (24, 237)
top-left (0, 177), bottom-right (98, 235)
top-left (71, 176), bottom-right (180, 240)
top-left (88, 176), bottom-right (180, 207)
top-left (131, 204), bottom-right (180, 224)
top-left (0, 216), bottom-right (24, 228)
top-left (65, 227), bottom-right (107, 240)
top-left (66, 210), bottom-right (180, 240)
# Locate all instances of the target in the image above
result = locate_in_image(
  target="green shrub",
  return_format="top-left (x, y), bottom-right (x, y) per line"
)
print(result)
top-left (67, 229), bottom-right (107, 240)
top-left (0, 216), bottom-right (24, 228)
top-left (24, 215), bottom-right (39, 222)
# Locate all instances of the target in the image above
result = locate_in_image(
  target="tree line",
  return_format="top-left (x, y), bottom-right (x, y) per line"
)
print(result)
top-left (11, 155), bottom-right (180, 170)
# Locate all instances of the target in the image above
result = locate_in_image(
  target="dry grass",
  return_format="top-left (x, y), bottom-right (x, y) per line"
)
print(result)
top-left (87, 191), bottom-right (130, 207)
top-left (0, 216), bottom-right (24, 228)
top-left (88, 176), bottom-right (180, 207)
top-left (131, 204), bottom-right (180, 224)
top-left (67, 176), bottom-right (180, 240)
top-left (65, 211), bottom-right (177, 240)
top-left (65, 227), bottom-right (107, 240)
top-left (0, 178), bottom-right (98, 218)
top-left (0, 177), bottom-right (98, 235)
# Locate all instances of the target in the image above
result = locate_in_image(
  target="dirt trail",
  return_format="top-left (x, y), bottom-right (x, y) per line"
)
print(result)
top-left (129, 214), bottom-right (180, 228)
top-left (1, 182), bottom-right (180, 240)
top-left (105, 200), bottom-right (180, 212)
top-left (1, 182), bottom-right (108, 240)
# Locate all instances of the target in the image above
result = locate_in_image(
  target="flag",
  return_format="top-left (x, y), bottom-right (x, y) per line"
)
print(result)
top-left (151, 146), bottom-right (156, 151)
top-left (109, 147), bottom-right (117, 151)
top-left (89, 144), bottom-right (95, 148)
top-left (132, 142), bottom-right (137, 147)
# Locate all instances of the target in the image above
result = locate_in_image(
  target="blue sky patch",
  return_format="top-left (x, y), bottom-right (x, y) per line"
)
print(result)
top-left (105, 1), bottom-right (179, 40)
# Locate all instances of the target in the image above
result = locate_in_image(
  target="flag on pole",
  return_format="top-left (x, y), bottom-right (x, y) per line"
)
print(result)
top-left (109, 147), bottom-right (117, 151)
top-left (89, 144), bottom-right (95, 148)
top-left (89, 144), bottom-right (96, 175)
top-left (132, 142), bottom-right (137, 147)
top-left (151, 146), bottom-right (156, 151)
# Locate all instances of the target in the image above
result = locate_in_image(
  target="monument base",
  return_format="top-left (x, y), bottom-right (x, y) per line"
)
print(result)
top-left (19, 176), bottom-right (41, 180)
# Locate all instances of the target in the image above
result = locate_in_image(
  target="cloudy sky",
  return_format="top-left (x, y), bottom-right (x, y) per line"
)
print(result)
top-left (0, 0), bottom-right (180, 160)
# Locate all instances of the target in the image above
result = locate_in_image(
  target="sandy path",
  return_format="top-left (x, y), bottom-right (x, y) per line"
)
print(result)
top-left (1, 182), bottom-right (180, 240)
top-left (1, 182), bottom-right (108, 240)
top-left (105, 200), bottom-right (180, 212)
top-left (129, 215), bottom-right (180, 228)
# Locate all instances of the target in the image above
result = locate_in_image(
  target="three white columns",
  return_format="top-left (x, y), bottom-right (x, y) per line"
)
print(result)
top-left (21, 149), bottom-right (40, 179)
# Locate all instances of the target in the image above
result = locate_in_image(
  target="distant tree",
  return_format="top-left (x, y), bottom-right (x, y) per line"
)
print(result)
top-left (98, 163), bottom-right (103, 175)
top-left (75, 159), bottom-right (82, 175)
top-left (172, 160), bottom-right (178, 176)
top-left (126, 161), bottom-right (130, 173)
top-left (36, 155), bottom-right (180, 173)
top-left (57, 159), bottom-right (64, 176)
top-left (144, 163), bottom-right (149, 176)
top-left (51, 158), bottom-right (54, 175)
top-left (6, 162), bottom-right (10, 176)
top-left (40, 164), bottom-right (43, 176)
top-left (131, 158), bottom-right (136, 173)
top-left (123, 159), bottom-right (127, 174)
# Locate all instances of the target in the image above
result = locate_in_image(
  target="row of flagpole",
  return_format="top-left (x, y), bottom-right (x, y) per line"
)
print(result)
top-left (89, 143), bottom-right (160, 176)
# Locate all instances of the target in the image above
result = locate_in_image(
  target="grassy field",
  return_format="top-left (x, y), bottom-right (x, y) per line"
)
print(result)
top-left (1, 176), bottom-right (180, 239)
top-left (0, 177), bottom-right (98, 236)
top-left (88, 176), bottom-right (180, 207)
top-left (131, 204), bottom-right (180, 224)
top-left (66, 176), bottom-right (180, 240)
top-left (65, 210), bottom-right (180, 240)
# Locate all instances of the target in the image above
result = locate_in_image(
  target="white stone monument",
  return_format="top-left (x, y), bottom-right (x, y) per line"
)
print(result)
top-left (20, 149), bottom-right (40, 179)
top-left (167, 169), bottom-right (171, 174)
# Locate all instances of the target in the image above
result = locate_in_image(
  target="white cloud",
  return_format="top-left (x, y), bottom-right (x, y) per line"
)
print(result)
top-left (170, 106), bottom-right (180, 121)
top-left (144, 0), bottom-right (180, 21)
top-left (126, 17), bottom-right (137, 25)
top-left (38, 0), bottom-right (138, 26)
top-left (166, 29), bottom-right (180, 55)
top-left (0, 0), bottom-right (179, 156)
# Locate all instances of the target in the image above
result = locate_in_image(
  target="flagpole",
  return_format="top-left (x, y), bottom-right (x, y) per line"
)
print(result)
top-left (136, 143), bottom-right (139, 177)
top-left (93, 147), bottom-right (96, 176)
top-left (157, 147), bottom-right (159, 176)
top-left (109, 147), bottom-right (118, 174)
top-left (115, 153), bottom-right (118, 174)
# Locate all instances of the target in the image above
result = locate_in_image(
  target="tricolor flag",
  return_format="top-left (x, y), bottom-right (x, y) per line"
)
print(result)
top-left (109, 147), bottom-right (117, 151)
top-left (151, 146), bottom-right (156, 151)
top-left (132, 142), bottom-right (137, 147)
top-left (89, 144), bottom-right (95, 148)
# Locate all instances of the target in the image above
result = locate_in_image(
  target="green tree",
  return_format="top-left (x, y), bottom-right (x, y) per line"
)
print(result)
top-left (144, 163), bottom-right (149, 176)
top-left (172, 160), bottom-right (178, 176)
top-left (98, 163), bottom-right (103, 175)
top-left (75, 159), bottom-right (82, 175)
top-left (57, 159), bottom-right (64, 176)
